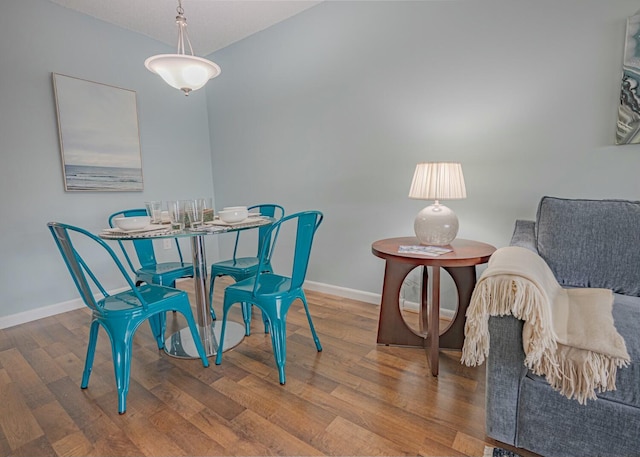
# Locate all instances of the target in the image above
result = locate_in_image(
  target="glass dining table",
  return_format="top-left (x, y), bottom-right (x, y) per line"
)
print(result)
top-left (99, 217), bottom-right (272, 359)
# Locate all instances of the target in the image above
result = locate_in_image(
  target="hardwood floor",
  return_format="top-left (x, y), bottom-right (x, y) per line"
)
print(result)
top-left (0, 277), bottom-right (531, 457)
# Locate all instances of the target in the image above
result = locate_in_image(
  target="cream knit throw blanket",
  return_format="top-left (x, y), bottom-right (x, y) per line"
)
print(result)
top-left (461, 246), bottom-right (630, 404)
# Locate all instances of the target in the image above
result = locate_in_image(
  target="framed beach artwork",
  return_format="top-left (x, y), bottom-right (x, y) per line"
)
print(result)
top-left (53, 73), bottom-right (143, 191)
top-left (616, 13), bottom-right (640, 145)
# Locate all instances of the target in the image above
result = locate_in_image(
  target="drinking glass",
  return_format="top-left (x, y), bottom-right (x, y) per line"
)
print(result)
top-left (199, 197), bottom-right (214, 223)
top-left (186, 199), bottom-right (205, 229)
top-left (167, 200), bottom-right (186, 230)
top-left (144, 200), bottom-right (163, 224)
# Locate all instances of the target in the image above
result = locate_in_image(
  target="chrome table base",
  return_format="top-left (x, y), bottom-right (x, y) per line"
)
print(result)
top-left (164, 321), bottom-right (245, 358)
top-left (164, 234), bottom-right (245, 359)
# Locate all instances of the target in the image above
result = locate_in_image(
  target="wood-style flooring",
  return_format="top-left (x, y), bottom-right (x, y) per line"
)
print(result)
top-left (0, 277), bottom-right (534, 456)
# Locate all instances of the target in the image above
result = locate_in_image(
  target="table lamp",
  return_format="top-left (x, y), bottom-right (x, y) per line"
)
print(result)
top-left (408, 162), bottom-right (467, 246)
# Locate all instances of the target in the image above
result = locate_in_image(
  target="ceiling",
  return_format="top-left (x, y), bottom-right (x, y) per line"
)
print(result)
top-left (48, 0), bottom-right (323, 56)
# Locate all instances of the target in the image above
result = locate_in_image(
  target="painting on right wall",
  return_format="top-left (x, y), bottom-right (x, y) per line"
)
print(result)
top-left (617, 13), bottom-right (640, 144)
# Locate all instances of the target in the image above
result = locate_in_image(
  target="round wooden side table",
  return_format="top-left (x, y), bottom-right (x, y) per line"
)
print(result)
top-left (371, 237), bottom-right (496, 376)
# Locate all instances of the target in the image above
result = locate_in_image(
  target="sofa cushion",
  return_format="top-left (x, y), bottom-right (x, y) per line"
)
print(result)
top-left (535, 196), bottom-right (640, 296)
top-left (595, 294), bottom-right (640, 406)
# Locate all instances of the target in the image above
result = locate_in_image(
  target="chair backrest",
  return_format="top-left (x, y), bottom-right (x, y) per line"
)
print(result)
top-left (232, 204), bottom-right (285, 262)
top-left (254, 210), bottom-right (323, 294)
top-left (47, 222), bottom-right (143, 312)
top-left (108, 208), bottom-right (185, 271)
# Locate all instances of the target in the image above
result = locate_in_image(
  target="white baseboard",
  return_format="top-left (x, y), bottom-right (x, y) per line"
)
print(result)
top-left (1, 281), bottom-right (454, 329)
top-left (303, 280), bottom-right (381, 305)
top-left (303, 280), bottom-right (455, 320)
top-left (0, 287), bottom-right (129, 330)
top-left (399, 298), bottom-right (455, 320)
top-left (0, 298), bottom-right (85, 329)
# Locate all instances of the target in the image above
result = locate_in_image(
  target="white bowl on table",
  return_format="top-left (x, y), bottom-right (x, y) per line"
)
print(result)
top-left (114, 216), bottom-right (151, 231)
top-left (218, 208), bottom-right (248, 223)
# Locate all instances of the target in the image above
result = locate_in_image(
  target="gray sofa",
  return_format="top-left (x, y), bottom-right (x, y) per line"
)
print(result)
top-left (487, 196), bottom-right (640, 457)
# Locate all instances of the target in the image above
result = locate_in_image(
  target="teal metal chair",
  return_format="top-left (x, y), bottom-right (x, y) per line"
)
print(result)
top-left (215, 211), bottom-right (323, 384)
top-left (108, 209), bottom-right (193, 288)
top-left (109, 208), bottom-right (193, 344)
top-left (208, 204), bottom-right (284, 335)
top-left (47, 222), bottom-right (208, 414)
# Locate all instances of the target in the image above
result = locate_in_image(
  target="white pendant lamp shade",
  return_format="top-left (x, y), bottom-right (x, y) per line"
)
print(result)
top-left (145, 54), bottom-right (221, 94)
top-left (146, 1), bottom-right (221, 96)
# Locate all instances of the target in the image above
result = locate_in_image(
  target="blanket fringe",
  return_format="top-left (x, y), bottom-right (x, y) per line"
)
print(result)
top-left (461, 275), bottom-right (630, 404)
top-left (548, 346), bottom-right (630, 404)
top-left (461, 275), bottom-right (557, 372)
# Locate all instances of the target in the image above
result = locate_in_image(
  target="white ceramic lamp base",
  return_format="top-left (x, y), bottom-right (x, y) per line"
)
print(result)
top-left (414, 203), bottom-right (459, 246)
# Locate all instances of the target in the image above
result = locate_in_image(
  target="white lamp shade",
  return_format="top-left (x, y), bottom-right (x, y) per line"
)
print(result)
top-left (408, 162), bottom-right (467, 200)
top-left (145, 54), bottom-right (221, 93)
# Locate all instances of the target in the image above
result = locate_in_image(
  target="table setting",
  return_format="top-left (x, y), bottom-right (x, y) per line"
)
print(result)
top-left (100, 216), bottom-right (182, 239)
top-left (97, 200), bottom-right (275, 359)
top-left (99, 201), bottom-right (270, 239)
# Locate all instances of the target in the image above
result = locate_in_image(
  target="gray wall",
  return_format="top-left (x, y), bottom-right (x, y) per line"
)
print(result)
top-left (2, 0), bottom-right (640, 324)
top-left (0, 0), bottom-right (217, 321)
top-left (206, 0), bottom-right (640, 299)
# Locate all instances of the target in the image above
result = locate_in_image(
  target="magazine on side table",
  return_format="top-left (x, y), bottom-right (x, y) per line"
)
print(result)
top-left (397, 245), bottom-right (453, 256)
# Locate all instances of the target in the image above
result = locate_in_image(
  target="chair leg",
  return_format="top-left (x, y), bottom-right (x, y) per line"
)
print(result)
top-left (105, 324), bottom-right (135, 414)
top-left (81, 320), bottom-right (100, 389)
top-left (241, 302), bottom-right (252, 336)
top-left (268, 317), bottom-right (288, 384)
top-left (262, 310), bottom-right (270, 334)
top-left (168, 281), bottom-right (178, 316)
top-left (140, 279), bottom-right (167, 348)
top-left (181, 312), bottom-right (210, 368)
top-left (208, 274), bottom-right (217, 320)
top-left (301, 295), bottom-right (322, 352)
top-left (215, 305), bottom-right (231, 366)
top-left (147, 313), bottom-right (166, 349)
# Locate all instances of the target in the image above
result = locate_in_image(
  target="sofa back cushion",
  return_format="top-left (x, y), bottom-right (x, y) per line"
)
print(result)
top-left (535, 196), bottom-right (640, 296)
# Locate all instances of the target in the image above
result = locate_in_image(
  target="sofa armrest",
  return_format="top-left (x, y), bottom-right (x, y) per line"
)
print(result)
top-left (485, 315), bottom-right (529, 445)
top-left (486, 219), bottom-right (537, 444)
top-left (509, 220), bottom-right (538, 253)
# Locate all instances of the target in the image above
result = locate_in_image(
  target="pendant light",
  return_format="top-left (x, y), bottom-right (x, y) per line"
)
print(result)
top-left (145, 0), bottom-right (221, 96)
